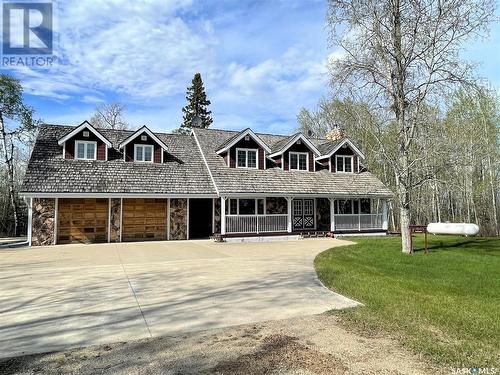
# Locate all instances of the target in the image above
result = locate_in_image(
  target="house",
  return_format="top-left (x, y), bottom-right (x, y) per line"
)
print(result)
top-left (20, 121), bottom-right (393, 246)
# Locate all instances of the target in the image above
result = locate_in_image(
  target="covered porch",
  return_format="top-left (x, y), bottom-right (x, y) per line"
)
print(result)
top-left (219, 196), bottom-right (389, 236)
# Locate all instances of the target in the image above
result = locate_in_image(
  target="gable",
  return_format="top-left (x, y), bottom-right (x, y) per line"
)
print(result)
top-left (226, 136), bottom-right (265, 169)
top-left (123, 131), bottom-right (164, 163)
top-left (63, 128), bottom-right (107, 161)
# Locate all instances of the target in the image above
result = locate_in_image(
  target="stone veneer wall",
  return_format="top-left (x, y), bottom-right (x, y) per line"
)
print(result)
top-left (213, 198), bottom-right (221, 234)
top-left (170, 198), bottom-right (187, 240)
top-left (266, 197), bottom-right (288, 215)
top-left (32, 198), bottom-right (55, 246)
top-left (110, 198), bottom-right (121, 242)
top-left (316, 198), bottom-right (330, 231)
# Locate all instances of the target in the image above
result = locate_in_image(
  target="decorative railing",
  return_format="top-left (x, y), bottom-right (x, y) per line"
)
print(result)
top-left (226, 214), bottom-right (288, 234)
top-left (334, 214), bottom-right (383, 230)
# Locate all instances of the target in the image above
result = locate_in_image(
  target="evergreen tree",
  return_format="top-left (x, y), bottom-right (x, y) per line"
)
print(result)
top-left (178, 73), bottom-right (212, 133)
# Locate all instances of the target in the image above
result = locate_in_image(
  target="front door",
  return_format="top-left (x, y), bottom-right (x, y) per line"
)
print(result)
top-left (292, 199), bottom-right (315, 230)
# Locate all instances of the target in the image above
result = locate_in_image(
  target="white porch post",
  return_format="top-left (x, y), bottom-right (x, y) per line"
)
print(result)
top-left (27, 197), bottom-right (33, 246)
top-left (286, 197), bottom-right (292, 233)
top-left (329, 197), bottom-right (335, 232)
top-left (221, 196), bottom-right (226, 235)
top-left (382, 199), bottom-right (389, 230)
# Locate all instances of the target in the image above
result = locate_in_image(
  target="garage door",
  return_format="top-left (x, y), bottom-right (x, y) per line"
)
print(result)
top-left (57, 198), bottom-right (109, 244)
top-left (122, 198), bottom-right (167, 241)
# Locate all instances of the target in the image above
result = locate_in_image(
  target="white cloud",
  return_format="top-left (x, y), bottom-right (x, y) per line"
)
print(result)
top-left (13, 0), bottom-right (331, 134)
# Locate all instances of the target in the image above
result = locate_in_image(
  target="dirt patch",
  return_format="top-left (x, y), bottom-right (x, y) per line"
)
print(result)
top-left (212, 334), bottom-right (346, 375)
top-left (0, 314), bottom-right (438, 375)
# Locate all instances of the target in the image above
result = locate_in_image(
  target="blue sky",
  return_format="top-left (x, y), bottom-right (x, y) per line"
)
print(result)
top-left (5, 0), bottom-right (500, 134)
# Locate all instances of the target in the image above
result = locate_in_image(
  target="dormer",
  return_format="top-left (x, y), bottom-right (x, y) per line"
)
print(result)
top-left (118, 126), bottom-right (168, 163)
top-left (215, 128), bottom-right (271, 170)
top-left (268, 133), bottom-right (321, 172)
top-left (315, 139), bottom-right (365, 173)
top-left (58, 121), bottom-right (112, 161)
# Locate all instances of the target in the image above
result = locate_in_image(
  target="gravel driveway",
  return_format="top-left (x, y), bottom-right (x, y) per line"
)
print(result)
top-left (0, 238), bottom-right (358, 359)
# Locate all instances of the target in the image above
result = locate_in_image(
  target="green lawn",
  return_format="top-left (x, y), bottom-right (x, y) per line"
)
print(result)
top-left (314, 235), bottom-right (500, 367)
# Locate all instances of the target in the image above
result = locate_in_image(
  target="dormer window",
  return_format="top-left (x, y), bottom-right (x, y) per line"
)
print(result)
top-left (134, 144), bottom-right (153, 162)
top-left (236, 148), bottom-right (258, 169)
top-left (75, 140), bottom-right (97, 160)
top-left (336, 155), bottom-right (353, 173)
top-left (290, 152), bottom-right (308, 171)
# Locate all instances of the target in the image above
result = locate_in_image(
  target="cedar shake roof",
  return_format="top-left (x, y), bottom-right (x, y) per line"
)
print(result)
top-left (193, 128), bottom-right (393, 197)
top-left (21, 124), bottom-right (393, 197)
top-left (21, 124), bottom-right (216, 194)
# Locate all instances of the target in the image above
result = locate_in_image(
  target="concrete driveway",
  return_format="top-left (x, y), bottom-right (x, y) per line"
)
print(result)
top-left (0, 238), bottom-right (358, 359)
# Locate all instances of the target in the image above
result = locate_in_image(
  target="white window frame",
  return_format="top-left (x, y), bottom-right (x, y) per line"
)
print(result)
top-left (134, 144), bottom-right (154, 163)
top-left (235, 148), bottom-right (259, 169)
top-left (289, 151), bottom-right (309, 171)
top-left (74, 140), bottom-right (97, 160)
top-left (226, 198), bottom-right (266, 216)
top-left (335, 155), bottom-right (354, 173)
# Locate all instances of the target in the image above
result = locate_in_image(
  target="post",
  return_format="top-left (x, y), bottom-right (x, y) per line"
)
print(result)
top-left (329, 198), bottom-right (335, 232)
top-left (27, 197), bottom-right (33, 246)
top-left (221, 196), bottom-right (226, 235)
top-left (54, 197), bottom-right (59, 245)
top-left (166, 198), bottom-right (171, 240)
top-left (186, 198), bottom-right (190, 240)
top-left (286, 197), bottom-right (292, 233)
top-left (358, 199), bottom-right (361, 231)
top-left (382, 199), bottom-right (388, 230)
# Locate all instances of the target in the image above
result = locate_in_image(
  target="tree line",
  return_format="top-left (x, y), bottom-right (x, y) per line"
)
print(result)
top-left (298, 88), bottom-right (499, 236)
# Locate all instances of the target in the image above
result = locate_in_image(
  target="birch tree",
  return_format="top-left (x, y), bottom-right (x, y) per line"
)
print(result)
top-left (0, 74), bottom-right (37, 236)
top-left (326, 0), bottom-right (496, 252)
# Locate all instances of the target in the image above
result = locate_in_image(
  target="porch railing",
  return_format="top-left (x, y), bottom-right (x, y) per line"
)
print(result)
top-left (226, 214), bottom-right (288, 234)
top-left (334, 214), bottom-right (383, 230)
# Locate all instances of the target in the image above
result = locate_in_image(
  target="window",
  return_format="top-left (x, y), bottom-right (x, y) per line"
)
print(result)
top-left (225, 198), bottom-right (266, 215)
top-left (75, 141), bottom-right (96, 160)
top-left (334, 199), bottom-right (368, 214)
top-left (335, 155), bottom-right (353, 173)
top-left (236, 148), bottom-right (258, 169)
top-left (134, 144), bottom-right (154, 162)
top-left (289, 152), bottom-right (308, 171)
top-left (239, 199), bottom-right (255, 215)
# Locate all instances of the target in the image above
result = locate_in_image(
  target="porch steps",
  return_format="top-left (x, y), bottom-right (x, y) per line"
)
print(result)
top-left (223, 235), bottom-right (301, 243)
top-left (300, 231), bottom-right (333, 239)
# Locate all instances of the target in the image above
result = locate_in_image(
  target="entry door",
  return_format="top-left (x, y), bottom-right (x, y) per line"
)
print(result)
top-left (292, 199), bottom-right (315, 230)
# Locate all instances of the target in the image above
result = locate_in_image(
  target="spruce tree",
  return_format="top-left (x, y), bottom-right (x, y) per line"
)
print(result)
top-left (179, 73), bottom-right (213, 133)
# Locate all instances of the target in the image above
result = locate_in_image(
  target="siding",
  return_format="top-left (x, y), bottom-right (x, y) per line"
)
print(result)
top-left (283, 142), bottom-right (315, 171)
top-left (64, 129), bottom-right (107, 161)
top-left (228, 137), bottom-right (265, 169)
top-left (124, 131), bottom-right (163, 163)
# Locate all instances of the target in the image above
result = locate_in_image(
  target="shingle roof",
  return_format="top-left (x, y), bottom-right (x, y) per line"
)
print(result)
top-left (193, 128), bottom-right (393, 197)
top-left (21, 124), bottom-right (393, 197)
top-left (21, 124), bottom-right (216, 194)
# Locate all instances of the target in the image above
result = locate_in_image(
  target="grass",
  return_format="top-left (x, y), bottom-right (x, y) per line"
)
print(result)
top-left (314, 235), bottom-right (500, 367)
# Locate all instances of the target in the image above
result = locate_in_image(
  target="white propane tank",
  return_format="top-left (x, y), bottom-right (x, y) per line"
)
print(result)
top-left (426, 223), bottom-right (479, 236)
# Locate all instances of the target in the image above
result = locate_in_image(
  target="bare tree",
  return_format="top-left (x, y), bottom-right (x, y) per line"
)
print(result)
top-left (90, 102), bottom-right (130, 130)
top-left (0, 74), bottom-right (37, 236)
top-left (326, 0), bottom-right (496, 253)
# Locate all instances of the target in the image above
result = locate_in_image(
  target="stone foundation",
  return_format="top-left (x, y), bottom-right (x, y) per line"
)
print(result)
top-left (266, 197), bottom-right (287, 215)
top-left (110, 198), bottom-right (121, 242)
top-left (32, 198), bottom-right (55, 246)
top-left (170, 198), bottom-right (187, 240)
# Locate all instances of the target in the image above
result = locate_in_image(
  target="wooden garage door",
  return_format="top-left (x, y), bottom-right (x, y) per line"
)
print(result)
top-left (58, 198), bottom-right (108, 244)
top-left (122, 199), bottom-right (167, 241)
